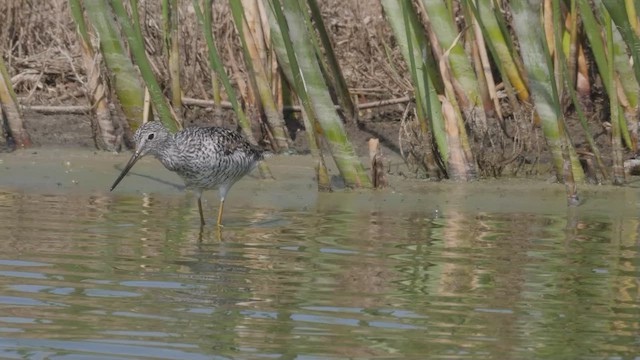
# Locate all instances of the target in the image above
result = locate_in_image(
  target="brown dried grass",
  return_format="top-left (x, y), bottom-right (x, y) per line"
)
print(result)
top-left (0, 0), bottom-right (401, 106)
top-left (321, 0), bottom-right (411, 99)
top-left (0, 0), bottom-right (82, 104)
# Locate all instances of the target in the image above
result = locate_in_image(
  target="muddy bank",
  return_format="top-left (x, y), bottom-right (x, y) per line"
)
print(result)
top-left (20, 108), bottom-right (408, 161)
top-left (1, 147), bottom-right (638, 219)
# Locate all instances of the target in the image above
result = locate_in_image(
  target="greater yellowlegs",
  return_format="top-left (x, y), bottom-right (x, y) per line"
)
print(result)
top-left (110, 121), bottom-right (264, 226)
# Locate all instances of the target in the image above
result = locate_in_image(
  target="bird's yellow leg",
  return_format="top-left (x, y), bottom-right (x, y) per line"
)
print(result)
top-left (216, 197), bottom-right (225, 227)
top-left (198, 197), bottom-right (205, 226)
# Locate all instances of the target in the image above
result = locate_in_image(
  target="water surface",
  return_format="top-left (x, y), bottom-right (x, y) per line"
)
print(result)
top-left (0, 150), bottom-right (639, 359)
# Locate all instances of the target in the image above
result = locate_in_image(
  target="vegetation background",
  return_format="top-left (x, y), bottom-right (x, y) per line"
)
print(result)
top-left (0, 0), bottom-right (638, 198)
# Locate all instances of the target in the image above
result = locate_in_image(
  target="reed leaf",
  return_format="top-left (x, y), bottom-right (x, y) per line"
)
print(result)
top-left (84, 0), bottom-right (145, 131)
top-left (602, 0), bottom-right (640, 86)
top-left (559, 57), bottom-right (609, 182)
top-left (509, 0), bottom-right (568, 182)
top-left (577, 0), bottom-right (610, 92)
top-left (566, 0), bottom-right (578, 93)
top-left (601, 0), bottom-right (640, 150)
top-left (192, 0), bottom-right (254, 140)
top-left (201, 0), bottom-right (222, 106)
top-left (381, 0), bottom-right (447, 178)
top-left (110, 0), bottom-right (179, 132)
top-left (162, 0), bottom-right (182, 116)
top-left (280, 0), bottom-right (371, 187)
top-left (550, 0), bottom-right (581, 199)
top-left (604, 11), bottom-right (626, 184)
top-left (264, 0), bottom-right (331, 190)
top-left (610, 17), bottom-right (638, 150)
top-left (580, 1), bottom-right (635, 151)
top-left (462, 0), bottom-right (520, 120)
top-left (419, 0), bottom-right (488, 133)
top-left (0, 57), bottom-right (30, 148)
top-left (70, 0), bottom-right (119, 151)
top-left (472, 0), bottom-right (528, 103)
top-left (229, 0), bottom-right (290, 151)
top-left (439, 31), bottom-right (477, 180)
top-left (305, 0), bottom-right (358, 124)
top-left (466, 6), bottom-right (495, 117)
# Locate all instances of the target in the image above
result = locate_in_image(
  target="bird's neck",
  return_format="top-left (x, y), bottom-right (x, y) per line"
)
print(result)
top-left (152, 135), bottom-right (179, 171)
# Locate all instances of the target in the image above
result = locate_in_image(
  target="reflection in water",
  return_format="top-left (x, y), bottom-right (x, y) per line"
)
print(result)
top-left (0, 190), bottom-right (638, 358)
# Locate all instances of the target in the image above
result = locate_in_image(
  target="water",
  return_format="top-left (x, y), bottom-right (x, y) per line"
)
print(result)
top-left (0, 165), bottom-right (640, 358)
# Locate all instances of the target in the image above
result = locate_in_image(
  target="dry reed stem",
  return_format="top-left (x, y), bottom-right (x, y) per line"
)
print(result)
top-left (1, 0), bottom-right (402, 110)
top-left (0, 0), bottom-right (616, 179)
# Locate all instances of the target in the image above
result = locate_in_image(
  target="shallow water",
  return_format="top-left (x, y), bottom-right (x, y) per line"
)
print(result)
top-left (0, 150), bottom-right (639, 359)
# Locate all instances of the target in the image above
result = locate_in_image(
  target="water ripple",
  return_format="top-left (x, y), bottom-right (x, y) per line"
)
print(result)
top-left (0, 190), bottom-right (637, 358)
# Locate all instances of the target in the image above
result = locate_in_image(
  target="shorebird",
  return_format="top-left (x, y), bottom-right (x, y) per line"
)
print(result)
top-left (110, 121), bottom-right (264, 227)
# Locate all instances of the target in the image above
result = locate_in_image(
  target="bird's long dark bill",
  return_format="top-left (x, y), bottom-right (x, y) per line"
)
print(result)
top-left (110, 152), bottom-right (141, 191)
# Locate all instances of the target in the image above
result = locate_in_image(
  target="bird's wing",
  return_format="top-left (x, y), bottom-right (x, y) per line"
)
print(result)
top-left (209, 128), bottom-right (254, 156)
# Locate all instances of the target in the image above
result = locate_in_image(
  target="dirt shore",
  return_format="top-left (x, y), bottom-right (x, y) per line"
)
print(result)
top-left (1, 147), bottom-right (638, 219)
top-left (20, 107), bottom-right (408, 165)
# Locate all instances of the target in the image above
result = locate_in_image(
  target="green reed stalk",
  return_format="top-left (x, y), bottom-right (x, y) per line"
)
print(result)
top-left (550, 4), bottom-right (608, 181)
top-left (280, 0), bottom-right (371, 188)
top-left (229, 0), bottom-right (290, 151)
top-left (551, 0), bottom-right (581, 200)
top-left (466, 0), bottom-right (529, 104)
top-left (602, 0), bottom-right (640, 150)
top-left (581, 1), bottom-right (633, 150)
top-left (419, 0), bottom-right (488, 134)
top-left (265, 0), bottom-right (331, 190)
top-left (191, 0), bottom-right (253, 138)
top-left (83, 0), bottom-right (145, 131)
top-left (602, 0), bottom-right (640, 89)
top-left (610, 19), bottom-right (637, 150)
top-left (604, 12), bottom-right (626, 184)
top-left (462, 0), bottom-right (519, 125)
top-left (110, 0), bottom-right (179, 132)
top-left (162, 0), bottom-right (183, 117)
top-left (70, 0), bottom-right (119, 151)
top-left (510, 0), bottom-right (572, 182)
top-left (201, 0), bottom-right (221, 107)
top-left (580, 1), bottom-right (635, 153)
top-left (305, 0), bottom-right (358, 124)
top-left (0, 57), bottom-right (30, 148)
top-left (381, 0), bottom-right (447, 178)
top-left (566, 0), bottom-right (578, 93)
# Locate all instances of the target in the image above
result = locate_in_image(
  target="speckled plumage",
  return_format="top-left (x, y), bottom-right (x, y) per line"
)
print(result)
top-left (111, 121), bottom-right (264, 226)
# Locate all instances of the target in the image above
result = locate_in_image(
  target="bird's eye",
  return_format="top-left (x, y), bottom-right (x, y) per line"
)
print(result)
top-left (148, 133), bottom-right (155, 140)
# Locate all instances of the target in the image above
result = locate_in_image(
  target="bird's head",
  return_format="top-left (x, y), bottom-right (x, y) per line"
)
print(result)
top-left (110, 121), bottom-right (171, 191)
top-left (132, 121), bottom-right (171, 157)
